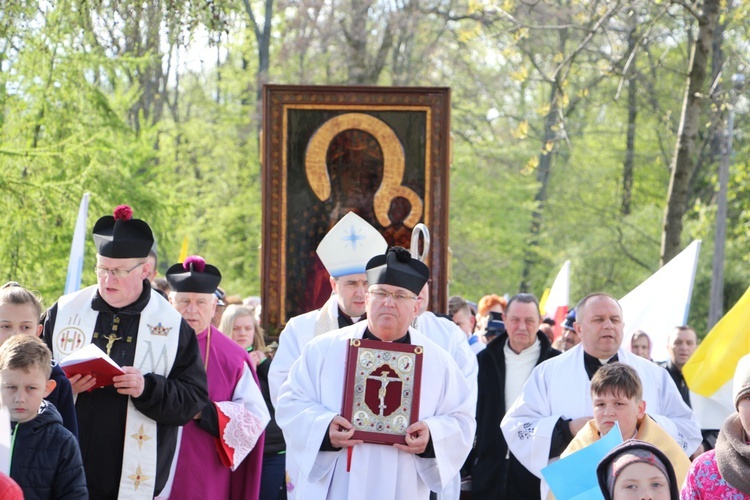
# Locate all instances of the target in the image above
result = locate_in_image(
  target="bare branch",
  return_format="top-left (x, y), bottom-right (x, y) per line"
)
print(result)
top-left (550, 1), bottom-right (622, 80)
top-left (670, 0), bottom-right (702, 21)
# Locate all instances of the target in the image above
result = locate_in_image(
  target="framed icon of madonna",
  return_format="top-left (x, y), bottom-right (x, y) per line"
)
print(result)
top-left (261, 85), bottom-right (451, 334)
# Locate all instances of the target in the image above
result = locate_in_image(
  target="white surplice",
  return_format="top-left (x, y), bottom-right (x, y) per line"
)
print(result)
top-left (269, 295), bottom-right (342, 406)
top-left (501, 344), bottom-right (701, 480)
top-left (276, 322), bottom-right (476, 500)
top-left (414, 311), bottom-right (478, 500)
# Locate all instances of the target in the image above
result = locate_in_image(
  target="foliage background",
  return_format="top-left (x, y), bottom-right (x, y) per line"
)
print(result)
top-left (1, 0), bottom-right (748, 337)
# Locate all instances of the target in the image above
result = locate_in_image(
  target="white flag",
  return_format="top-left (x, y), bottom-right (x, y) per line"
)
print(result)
top-left (619, 240), bottom-right (701, 363)
top-left (543, 260), bottom-right (570, 339)
top-left (64, 193), bottom-right (90, 294)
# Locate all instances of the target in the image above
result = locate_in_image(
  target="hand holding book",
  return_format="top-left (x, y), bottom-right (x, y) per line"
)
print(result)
top-left (60, 343), bottom-right (125, 391)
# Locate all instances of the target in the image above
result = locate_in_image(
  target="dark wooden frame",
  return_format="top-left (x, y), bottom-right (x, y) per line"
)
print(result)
top-left (261, 85), bottom-right (451, 334)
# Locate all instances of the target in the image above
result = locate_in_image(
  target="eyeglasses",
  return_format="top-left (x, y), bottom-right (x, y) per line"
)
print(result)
top-left (93, 262), bottom-right (145, 278)
top-left (368, 289), bottom-right (417, 303)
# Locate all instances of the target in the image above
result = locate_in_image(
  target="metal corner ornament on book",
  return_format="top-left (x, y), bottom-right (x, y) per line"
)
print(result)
top-left (341, 338), bottom-right (424, 445)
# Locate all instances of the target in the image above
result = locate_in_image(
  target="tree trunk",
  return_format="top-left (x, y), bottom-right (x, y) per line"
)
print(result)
top-left (621, 23), bottom-right (638, 216)
top-left (519, 85), bottom-right (559, 292)
top-left (660, 0), bottom-right (721, 265)
top-left (241, 0), bottom-right (274, 132)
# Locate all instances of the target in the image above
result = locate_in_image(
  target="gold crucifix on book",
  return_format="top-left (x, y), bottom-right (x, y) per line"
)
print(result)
top-left (104, 333), bottom-right (122, 356)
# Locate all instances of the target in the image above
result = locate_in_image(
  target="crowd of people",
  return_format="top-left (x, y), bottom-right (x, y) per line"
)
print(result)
top-left (0, 205), bottom-right (749, 500)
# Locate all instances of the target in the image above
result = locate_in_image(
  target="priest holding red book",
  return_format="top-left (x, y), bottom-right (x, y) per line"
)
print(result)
top-left (276, 247), bottom-right (475, 499)
top-left (165, 256), bottom-right (269, 500)
top-left (42, 204), bottom-right (209, 499)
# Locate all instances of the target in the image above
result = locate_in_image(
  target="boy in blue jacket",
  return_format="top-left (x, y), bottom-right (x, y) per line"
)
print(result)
top-left (0, 335), bottom-right (87, 499)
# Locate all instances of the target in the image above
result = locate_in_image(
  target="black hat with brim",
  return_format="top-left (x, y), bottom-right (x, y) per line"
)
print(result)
top-left (365, 247), bottom-right (429, 296)
top-left (93, 205), bottom-right (154, 259)
top-left (166, 256), bottom-right (222, 294)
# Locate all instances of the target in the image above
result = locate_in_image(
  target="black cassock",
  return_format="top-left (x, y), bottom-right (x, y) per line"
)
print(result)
top-left (44, 282), bottom-right (208, 500)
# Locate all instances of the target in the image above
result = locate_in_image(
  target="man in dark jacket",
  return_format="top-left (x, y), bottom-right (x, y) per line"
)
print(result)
top-left (471, 293), bottom-right (560, 499)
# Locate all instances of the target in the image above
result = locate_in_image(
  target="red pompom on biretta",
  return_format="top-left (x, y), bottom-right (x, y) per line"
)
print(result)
top-left (92, 204), bottom-right (154, 259)
top-left (113, 205), bottom-right (133, 221)
top-left (183, 255), bottom-right (207, 273)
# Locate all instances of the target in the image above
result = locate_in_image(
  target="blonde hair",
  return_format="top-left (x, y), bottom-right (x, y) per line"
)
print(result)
top-left (0, 282), bottom-right (44, 319)
top-left (219, 304), bottom-right (266, 352)
top-left (0, 335), bottom-right (52, 379)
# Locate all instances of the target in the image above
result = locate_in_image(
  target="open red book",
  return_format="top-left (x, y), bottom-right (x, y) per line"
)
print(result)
top-left (59, 343), bottom-right (125, 390)
top-left (341, 338), bottom-right (423, 445)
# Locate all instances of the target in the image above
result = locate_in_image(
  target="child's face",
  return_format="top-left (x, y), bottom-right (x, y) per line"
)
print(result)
top-left (1, 366), bottom-right (55, 423)
top-left (593, 390), bottom-right (646, 440)
top-left (738, 395), bottom-right (750, 437)
top-left (613, 462), bottom-right (670, 500)
top-left (0, 303), bottom-right (42, 344)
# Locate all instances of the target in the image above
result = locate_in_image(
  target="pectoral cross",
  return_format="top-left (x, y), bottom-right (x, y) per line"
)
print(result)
top-left (105, 333), bottom-right (121, 356)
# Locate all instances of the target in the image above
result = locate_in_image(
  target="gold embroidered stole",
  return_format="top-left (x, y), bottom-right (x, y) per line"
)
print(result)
top-left (52, 286), bottom-right (182, 498)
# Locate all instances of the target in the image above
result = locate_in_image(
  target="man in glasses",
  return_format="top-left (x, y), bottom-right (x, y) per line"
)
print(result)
top-left (269, 211), bottom-right (387, 496)
top-left (42, 204), bottom-right (208, 499)
top-left (276, 246), bottom-right (475, 499)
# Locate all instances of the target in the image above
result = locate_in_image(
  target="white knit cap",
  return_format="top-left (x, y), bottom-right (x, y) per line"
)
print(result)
top-left (733, 353), bottom-right (750, 410)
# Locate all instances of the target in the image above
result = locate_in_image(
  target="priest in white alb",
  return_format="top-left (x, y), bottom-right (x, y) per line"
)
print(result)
top-left (269, 211), bottom-right (388, 405)
top-left (275, 247), bottom-right (475, 499)
top-left (269, 212), bottom-right (387, 496)
top-left (500, 292), bottom-right (701, 494)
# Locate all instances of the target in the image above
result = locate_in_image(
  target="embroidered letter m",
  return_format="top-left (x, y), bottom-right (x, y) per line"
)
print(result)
top-left (138, 340), bottom-right (172, 376)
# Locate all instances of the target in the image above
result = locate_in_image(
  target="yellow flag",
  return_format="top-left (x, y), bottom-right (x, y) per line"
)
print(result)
top-left (683, 285), bottom-right (750, 397)
top-left (178, 236), bottom-right (189, 262)
top-left (539, 288), bottom-right (551, 315)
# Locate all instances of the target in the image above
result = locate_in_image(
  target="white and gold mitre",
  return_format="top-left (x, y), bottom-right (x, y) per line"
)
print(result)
top-left (316, 212), bottom-right (388, 278)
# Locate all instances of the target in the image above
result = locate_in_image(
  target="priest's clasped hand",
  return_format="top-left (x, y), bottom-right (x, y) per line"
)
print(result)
top-left (329, 415), bottom-right (364, 449)
top-left (394, 421), bottom-right (430, 454)
top-left (113, 367), bottom-right (145, 398)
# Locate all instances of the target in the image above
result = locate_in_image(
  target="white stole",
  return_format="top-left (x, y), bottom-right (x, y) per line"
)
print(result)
top-left (313, 295), bottom-right (340, 337)
top-left (52, 285), bottom-right (182, 499)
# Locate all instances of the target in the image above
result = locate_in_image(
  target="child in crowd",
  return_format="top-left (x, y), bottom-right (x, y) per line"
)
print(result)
top-left (597, 439), bottom-right (679, 500)
top-left (0, 335), bottom-right (87, 499)
top-left (562, 363), bottom-right (690, 485)
top-left (681, 353), bottom-right (750, 498)
top-left (0, 282), bottom-right (78, 438)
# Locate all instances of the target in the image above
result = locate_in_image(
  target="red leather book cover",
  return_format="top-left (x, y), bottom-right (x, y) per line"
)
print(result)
top-left (60, 344), bottom-right (125, 389)
top-left (341, 338), bottom-right (423, 445)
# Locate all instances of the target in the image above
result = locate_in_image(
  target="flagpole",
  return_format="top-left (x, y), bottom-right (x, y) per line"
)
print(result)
top-left (64, 193), bottom-right (90, 295)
